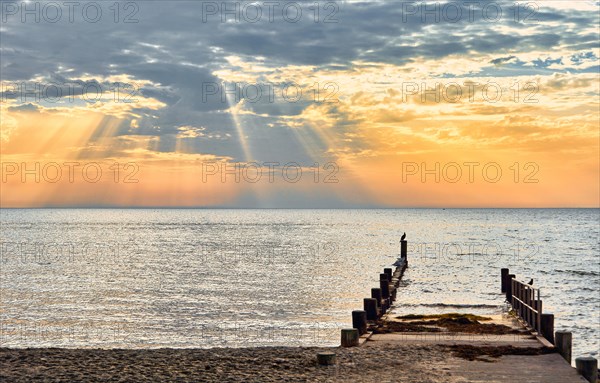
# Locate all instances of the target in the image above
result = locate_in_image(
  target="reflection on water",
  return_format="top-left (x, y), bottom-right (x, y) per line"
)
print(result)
top-left (1, 209), bottom-right (598, 360)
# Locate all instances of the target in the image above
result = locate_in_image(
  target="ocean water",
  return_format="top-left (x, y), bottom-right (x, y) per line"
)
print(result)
top-left (1, 209), bottom-right (598, 362)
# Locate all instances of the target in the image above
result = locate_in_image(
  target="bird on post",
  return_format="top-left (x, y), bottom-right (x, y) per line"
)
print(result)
top-left (401, 232), bottom-right (406, 241)
top-left (528, 278), bottom-right (534, 285)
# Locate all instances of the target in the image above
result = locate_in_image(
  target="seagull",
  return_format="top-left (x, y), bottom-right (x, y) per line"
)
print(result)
top-left (528, 278), bottom-right (534, 285)
top-left (401, 232), bottom-right (406, 241)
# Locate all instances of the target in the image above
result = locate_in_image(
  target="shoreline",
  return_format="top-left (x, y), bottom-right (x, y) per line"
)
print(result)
top-left (1, 309), bottom-right (590, 382)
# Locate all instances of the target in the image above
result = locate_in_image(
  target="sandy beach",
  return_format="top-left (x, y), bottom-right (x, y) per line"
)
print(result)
top-left (3, 312), bottom-right (583, 383)
top-left (1, 343), bottom-right (457, 383)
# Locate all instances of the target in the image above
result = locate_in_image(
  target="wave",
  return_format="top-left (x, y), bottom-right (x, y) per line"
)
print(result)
top-left (556, 269), bottom-right (600, 277)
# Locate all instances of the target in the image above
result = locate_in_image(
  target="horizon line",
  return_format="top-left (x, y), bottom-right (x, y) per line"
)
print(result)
top-left (1, 206), bottom-right (599, 210)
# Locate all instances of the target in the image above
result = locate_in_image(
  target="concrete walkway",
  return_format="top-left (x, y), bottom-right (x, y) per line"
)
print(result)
top-left (366, 314), bottom-right (588, 383)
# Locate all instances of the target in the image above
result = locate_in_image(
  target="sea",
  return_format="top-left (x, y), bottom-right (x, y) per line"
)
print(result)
top-left (1, 208), bottom-right (598, 363)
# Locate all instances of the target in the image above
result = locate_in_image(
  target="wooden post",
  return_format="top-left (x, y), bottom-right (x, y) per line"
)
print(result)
top-left (384, 268), bottom-right (392, 281)
top-left (515, 281), bottom-right (520, 315)
top-left (520, 284), bottom-right (526, 323)
top-left (381, 297), bottom-right (389, 313)
top-left (371, 288), bottom-right (383, 309)
top-left (541, 313), bottom-right (554, 344)
top-left (389, 285), bottom-right (397, 301)
top-left (523, 286), bottom-right (529, 326)
top-left (341, 328), bottom-right (359, 347)
top-left (401, 240), bottom-right (407, 262)
top-left (517, 283), bottom-right (522, 318)
top-left (575, 357), bottom-right (598, 383)
top-left (352, 310), bottom-right (367, 335)
top-left (555, 331), bottom-right (572, 364)
top-left (379, 276), bottom-right (390, 299)
top-left (364, 298), bottom-right (378, 320)
top-left (515, 279), bottom-right (520, 310)
top-left (501, 268), bottom-right (509, 292)
top-left (533, 299), bottom-right (543, 334)
top-left (529, 288), bottom-right (535, 327)
top-left (525, 286), bottom-right (531, 326)
top-left (317, 352), bottom-right (336, 366)
top-left (519, 283), bottom-right (524, 319)
top-left (506, 274), bottom-right (515, 302)
top-left (524, 285), bottom-right (529, 321)
top-left (531, 290), bottom-right (536, 326)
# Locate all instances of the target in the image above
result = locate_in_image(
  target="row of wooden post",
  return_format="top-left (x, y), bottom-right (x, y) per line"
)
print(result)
top-left (501, 268), bottom-right (598, 383)
top-left (340, 240), bottom-right (408, 348)
top-left (501, 269), bottom-right (547, 340)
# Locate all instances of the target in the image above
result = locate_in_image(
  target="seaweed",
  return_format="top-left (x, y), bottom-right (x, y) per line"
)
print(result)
top-left (382, 313), bottom-right (523, 335)
top-left (441, 344), bottom-right (556, 362)
top-left (396, 313), bottom-right (492, 322)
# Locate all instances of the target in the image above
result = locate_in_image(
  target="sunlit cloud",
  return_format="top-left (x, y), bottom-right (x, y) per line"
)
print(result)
top-left (1, 1), bottom-right (598, 207)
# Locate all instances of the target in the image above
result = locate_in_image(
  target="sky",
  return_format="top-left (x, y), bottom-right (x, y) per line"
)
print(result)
top-left (0, 0), bottom-right (599, 208)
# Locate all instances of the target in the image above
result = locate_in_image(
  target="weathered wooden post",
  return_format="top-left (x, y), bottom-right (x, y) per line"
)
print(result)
top-left (506, 274), bottom-right (515, 302)
top-left (533, 299), bottom-right (543, 334)
top-left (523, 285), bottom-right (529, 321)
top-left (379, 273), bottom-right (390, 300)
top-left (518, 283), bottom-right (525, 319)
top-left (519, 283), bottom-right (527, 323)
top-left (555, 331), bottom-right (572, 364)
top-left (527, 287), bottom-right (533, 328)
top-left (514, 281), bottom-right (520, 315)
top-left (541, 313), bottom-right (554, 344)
top-left (525, 286), bottom-right (532, 326)
top-left (400, 239), bottom-right (407, 261)
top-left (371, 288), bottom-right (383, 313)
top-left (381, 299), bottom-right (389, 313)
top-left (384, 268), bottom-right (393, 281)
top-left (352, 310), bottom-right (367, 335)
top-left (317, 352), bottom-right (336, 366)
top-left (575, 356), bottom-right (598, 383)
top-left (517, 283), bottom-right (522, 319)
top-left (501, 268), bottom-right (509, 292)
top-left (529, 288), bottom-right (536, 327)
top-left (364, 298), bottom-right (378, 320)
top-left (341, 328), bottom-right (359, 347)
top-left (515, 281), bottom-right (523, 318)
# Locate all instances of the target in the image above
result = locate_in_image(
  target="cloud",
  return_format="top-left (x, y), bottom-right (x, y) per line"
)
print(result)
top-left (7, 103), bottom-right (39, 112)
top-left (1, 0), bottom-right (598, 205)
top-left (490, 55), bottom-right (517, 65)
